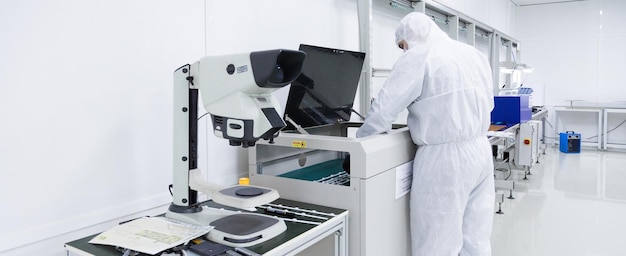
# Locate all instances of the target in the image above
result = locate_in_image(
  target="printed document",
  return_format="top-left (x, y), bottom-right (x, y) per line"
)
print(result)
top-left (89, 217), bottom-right (212, 255)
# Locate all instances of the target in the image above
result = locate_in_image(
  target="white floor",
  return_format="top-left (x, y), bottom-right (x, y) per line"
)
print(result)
top-left (491, 147), bottom-right (626, 256)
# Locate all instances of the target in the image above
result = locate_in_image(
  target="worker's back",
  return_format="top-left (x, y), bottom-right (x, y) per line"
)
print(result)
top-left (405, 38), bottom-right (494, 145)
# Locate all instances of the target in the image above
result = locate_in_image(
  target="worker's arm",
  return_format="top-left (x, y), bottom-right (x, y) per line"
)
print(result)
top-left (356, 50), bottom-right (426, 138)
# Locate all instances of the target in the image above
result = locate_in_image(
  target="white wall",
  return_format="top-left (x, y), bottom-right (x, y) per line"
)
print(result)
top-left (0, 0), bottom-right (204, 255)
top-left (518, 0), bottom-right (626, 105)
top-left (518, 0), bottom-right (626, 145)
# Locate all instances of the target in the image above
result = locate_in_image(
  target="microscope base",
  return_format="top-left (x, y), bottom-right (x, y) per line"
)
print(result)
top-left (165, 206), bottom-right (286, 247)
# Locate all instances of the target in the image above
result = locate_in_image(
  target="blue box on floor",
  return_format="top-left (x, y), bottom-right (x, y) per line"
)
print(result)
top-left (491, 95), bottom-right (531, 126)
top-left (560, 131), bottom-right (581, 153)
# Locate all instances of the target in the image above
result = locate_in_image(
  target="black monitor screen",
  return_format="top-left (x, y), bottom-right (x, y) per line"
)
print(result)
top-left (284, 44), bottom-right (365, 130)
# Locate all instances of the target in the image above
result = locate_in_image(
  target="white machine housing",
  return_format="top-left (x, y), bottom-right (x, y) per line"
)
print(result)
top-left (249, 123), bottom-right (416, 256)
top-left (189, 50), bottom-right (305, 147)
top-left (515, 120), bottom-right (541, 166)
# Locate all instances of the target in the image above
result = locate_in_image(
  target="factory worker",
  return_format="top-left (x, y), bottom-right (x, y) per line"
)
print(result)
top-left (356, 12), bottom-right (495, 256)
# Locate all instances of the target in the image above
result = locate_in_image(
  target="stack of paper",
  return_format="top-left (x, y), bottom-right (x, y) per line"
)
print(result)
top-left (89, 217), bottom-right (213, 255)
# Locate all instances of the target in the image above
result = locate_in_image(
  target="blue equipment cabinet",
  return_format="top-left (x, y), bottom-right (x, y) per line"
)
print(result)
top-left (491, 95), bottom-right (532, 126)
top-left (560, 131), bottom-right (581, 153)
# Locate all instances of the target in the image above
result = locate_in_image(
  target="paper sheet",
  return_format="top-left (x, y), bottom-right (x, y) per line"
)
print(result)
top-left (487, 131), bottom-right (516, 139)
top-left (395, 160), bottom-right (414, 199)
top-left (89, 217), bottom-right (212, 255)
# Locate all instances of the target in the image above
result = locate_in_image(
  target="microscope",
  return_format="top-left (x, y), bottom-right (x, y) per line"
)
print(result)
top-left (167, 49), bottom-right (306, 247)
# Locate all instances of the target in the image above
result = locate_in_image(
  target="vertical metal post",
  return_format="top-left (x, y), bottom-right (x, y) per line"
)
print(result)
top-left (515, 43), bottom-right (521, 62)
top-left (170, 65), bottom-right (201, 213)
top-left (467, 23), bottom-right (476, 46)
top-left (172, 66), bottom-right (192, 208)
top-left (414, 1), bottom-right (426, 13)
top-left (449, 15), bottom-right (459, 41)
top-left (506, 40), bottom-right (513, 62)
top-left (491, 33), bottom-right (501, 95)
top-left (357, 0), bottom-right (372, 116)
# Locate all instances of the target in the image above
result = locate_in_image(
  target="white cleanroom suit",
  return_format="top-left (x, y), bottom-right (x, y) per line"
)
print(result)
top-left (356, 12), bottom-right (495, 256)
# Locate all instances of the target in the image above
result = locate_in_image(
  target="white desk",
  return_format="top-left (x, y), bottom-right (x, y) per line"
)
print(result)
top-left (603, 108), bottom-right (626, 150)
top-left (554, 107), bottom-right (602, 150)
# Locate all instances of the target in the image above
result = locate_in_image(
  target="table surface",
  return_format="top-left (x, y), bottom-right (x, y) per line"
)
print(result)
top-left (65, 198), bottom-right (347, 256)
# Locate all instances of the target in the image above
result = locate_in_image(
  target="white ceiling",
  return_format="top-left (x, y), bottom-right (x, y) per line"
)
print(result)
top-left (511, 0), bottom-right (587, 6)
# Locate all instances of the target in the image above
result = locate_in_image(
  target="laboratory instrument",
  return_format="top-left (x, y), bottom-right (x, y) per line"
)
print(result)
top-left (249, 44), bottom-right (416, 255)
top-left (491, 95), bottom-right (532, 127)
top-left (167, 49), bottom-right (306, 247)
top-left (560, 131), bottom-right (581, 153)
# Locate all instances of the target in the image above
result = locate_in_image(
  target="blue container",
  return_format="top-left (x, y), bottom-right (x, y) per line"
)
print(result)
top-left (560, 131), bottom-right (581, 153)
top-left (491, 95), bottom-right (532, 126)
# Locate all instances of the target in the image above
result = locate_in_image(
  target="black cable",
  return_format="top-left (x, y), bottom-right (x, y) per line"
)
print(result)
top-left (543, 118), bottom-right (555, 129)
top-left (501, 75), bottom-right (511, 89)
top-left (547, 113), bottom-right (625, 141)
top-left (505, 162), bottom-right (512, 180)
top-left (351, 109), bottom-right (365, 120)
top-left (494, 160), bottom-right (512, 180)
top-left (198, 112), bottom-right (210, 121)
top-left (189, 199), bottom-right (211, 208)
top-left (519, 71), bottom-right (532, 87)
top-left (606, 119), bottom-right (626, 134)
top-left (500, 68), bottom-right (532, 90)
top-left (581, 119), bottom-right (626, 140)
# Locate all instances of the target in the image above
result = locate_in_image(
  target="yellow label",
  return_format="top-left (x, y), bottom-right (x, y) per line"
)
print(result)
top-left (292, 140), bottom-right (307, 148)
